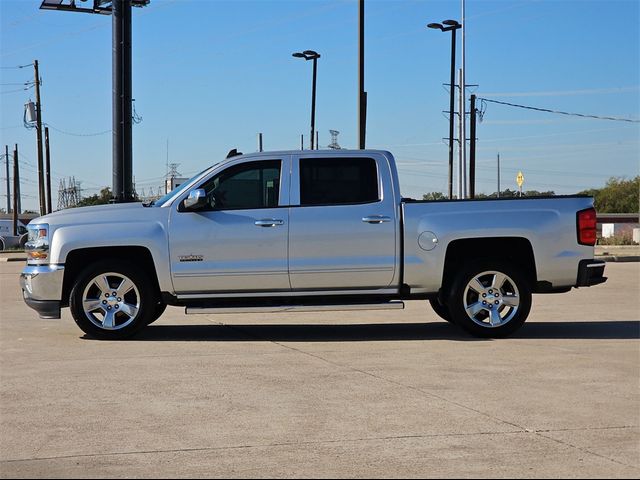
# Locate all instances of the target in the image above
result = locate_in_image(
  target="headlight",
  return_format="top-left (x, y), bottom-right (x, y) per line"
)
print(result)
top-left (26, 224), bottom-right (49, 261)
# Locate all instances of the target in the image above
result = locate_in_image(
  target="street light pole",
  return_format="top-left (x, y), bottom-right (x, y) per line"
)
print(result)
top-left (427, 20), bottom-right (461, 200)
top-left (358, 0), bottom-right (366, 149)
top-left (311, 54), bottom-right (318, 150)
top-left (293, 50), bottom-right (321, 150)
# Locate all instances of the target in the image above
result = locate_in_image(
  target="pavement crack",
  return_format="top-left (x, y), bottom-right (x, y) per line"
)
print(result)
top-left (0, 429), bottom-right (529, 464)
top-left (210, 323), bottom-right (640, 472)
top-left (534, 430), bottom-right (639, 470)
top-left (221, 322), bottom-right (527, 432)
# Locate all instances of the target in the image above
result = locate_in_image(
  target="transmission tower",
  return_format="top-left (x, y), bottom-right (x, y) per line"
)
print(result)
top-left (328, 130), bottom-right (341, 149)
top-left (57, 176), bottom-right (81, 209)
top-left (165, 163), bottom-right (182, 194)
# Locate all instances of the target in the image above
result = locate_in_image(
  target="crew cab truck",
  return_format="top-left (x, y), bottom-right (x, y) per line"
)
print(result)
top-left (20, 149), bottom-right (606, 339)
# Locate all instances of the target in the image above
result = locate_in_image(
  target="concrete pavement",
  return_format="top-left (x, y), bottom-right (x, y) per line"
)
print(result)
top-left (0, 261), bottom-right (638, 478)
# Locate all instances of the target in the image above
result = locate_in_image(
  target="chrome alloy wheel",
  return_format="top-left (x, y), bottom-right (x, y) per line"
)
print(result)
top-left (81, 272), bottom-right (141, 330)
top-left (462, 270), bottom-right (520, 328)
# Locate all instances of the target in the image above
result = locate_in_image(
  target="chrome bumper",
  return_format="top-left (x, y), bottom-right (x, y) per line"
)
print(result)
top-left (20, 265), bottom-right (64, 319)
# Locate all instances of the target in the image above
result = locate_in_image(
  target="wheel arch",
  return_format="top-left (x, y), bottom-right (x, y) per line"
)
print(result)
top-left (62, 246), bottom-right (160, 307)
top-left (441, 237), bottom-right (537, 298)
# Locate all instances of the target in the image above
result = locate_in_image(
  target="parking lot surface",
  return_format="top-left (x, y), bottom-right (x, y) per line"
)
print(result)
top-left (1, 261), bottom-right (638, 478)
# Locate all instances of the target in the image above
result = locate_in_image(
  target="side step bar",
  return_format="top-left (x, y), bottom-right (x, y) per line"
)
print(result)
top-left (186, 301), bottom-right (405, 315)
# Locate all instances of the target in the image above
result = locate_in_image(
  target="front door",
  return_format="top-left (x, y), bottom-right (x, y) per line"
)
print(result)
top-left (168, 158), bottom-right (290, 294)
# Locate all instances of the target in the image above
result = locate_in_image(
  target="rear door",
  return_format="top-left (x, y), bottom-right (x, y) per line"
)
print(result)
top-left (288, 154), bottom-right (397, 290)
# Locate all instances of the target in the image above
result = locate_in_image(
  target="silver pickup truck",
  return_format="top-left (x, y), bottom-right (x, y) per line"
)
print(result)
top-left (20, 149), bottom-right (606, 339)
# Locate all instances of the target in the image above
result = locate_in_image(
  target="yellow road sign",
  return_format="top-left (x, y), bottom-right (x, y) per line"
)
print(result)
top-left (516, 171), bottom-right (524, 188)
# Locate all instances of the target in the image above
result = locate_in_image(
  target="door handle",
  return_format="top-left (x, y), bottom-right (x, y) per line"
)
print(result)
top-left (255, 219), bottom-right (284, 227)
top-left (362, 215), bottom-right (392, 224)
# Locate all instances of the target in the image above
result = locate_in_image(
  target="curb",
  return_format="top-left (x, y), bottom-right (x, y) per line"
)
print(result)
top-left (0, 257), bottom-right (27, 262)
top-left (596, 255), bottom-right (640, 263)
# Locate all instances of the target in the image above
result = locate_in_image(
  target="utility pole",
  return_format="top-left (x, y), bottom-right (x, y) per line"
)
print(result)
top-left (258, 132), bottom-right (263, 152)
top-left (5, 145), bottom-right (10, 213)
top-left (14, 145), bottom-right (21, 214)
top-left (300, 134), bottom-right (304, 150)
top-left (45, 126), bottom-right (52, 213)
top-left (497, 153), bottom-right (501, 198)
top-left (12, 145), bottom-right (19, 236)
top-left (460, 0), bottom-right (467, 199)
top-left (358, 0), bottom-right (367, 149)
top-left (469, 94), bottom-right (476, 198)
top-left (458, 68), bottom-right (463, 199)
top-left (34, 60), bottom-right (46, 216)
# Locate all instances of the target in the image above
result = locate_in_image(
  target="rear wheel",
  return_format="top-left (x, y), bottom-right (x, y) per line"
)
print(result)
top-left (69, 260), bottom-right (157, 339)
top-left (447, 260), bottom-right (531, 338)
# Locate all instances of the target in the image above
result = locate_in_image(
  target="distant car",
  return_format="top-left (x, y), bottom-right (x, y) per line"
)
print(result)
top-left (0, 219), bottom-right (28, 251)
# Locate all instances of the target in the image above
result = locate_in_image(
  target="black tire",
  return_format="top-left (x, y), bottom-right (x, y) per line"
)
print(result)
top-left (69, 260), bottom-right (157, 339)
top-left (146, 301), bottom-right (167, 326)
top-left (447, 260), bottom-right (532, 338)
top-left (429, 298), bottom-right (454, 323)
top-left (19, 233), bottom-right (28, 249)
top-left (0, 238), bottom-right (5, 251)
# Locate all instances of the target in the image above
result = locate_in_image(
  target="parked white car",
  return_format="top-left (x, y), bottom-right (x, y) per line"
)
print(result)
top-left (0, 219), bottom-right (28, 251)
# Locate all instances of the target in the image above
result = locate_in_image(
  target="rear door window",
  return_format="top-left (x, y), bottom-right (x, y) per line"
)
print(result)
top-left (299, 157), bottom-right (378, 206)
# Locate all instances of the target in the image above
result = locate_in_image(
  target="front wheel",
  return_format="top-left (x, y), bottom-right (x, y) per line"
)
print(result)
top-left (447, 260), bottom-right (532, 338)
top-left (69, 261), bottom-right (157, 339)
top-left (146, 301), bottom-right (167, 326)
top-left (429, 298), bottom-right (454, 323)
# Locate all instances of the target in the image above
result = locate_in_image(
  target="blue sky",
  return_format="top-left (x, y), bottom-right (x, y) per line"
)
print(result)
top-left (1, 0), bottom-right (638, 211)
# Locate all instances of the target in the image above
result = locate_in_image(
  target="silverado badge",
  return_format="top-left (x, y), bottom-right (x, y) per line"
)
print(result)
top-left (178, 255), bottom-right (204, 262)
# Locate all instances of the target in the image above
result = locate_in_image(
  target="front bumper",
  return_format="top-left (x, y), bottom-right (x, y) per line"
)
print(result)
top-left (576, 259), bottom-right (607, 287)
top-left (20, 264), bottom-right (64, 319)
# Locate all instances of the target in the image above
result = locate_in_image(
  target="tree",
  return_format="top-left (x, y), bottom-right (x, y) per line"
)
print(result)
top-left (76, 187), bottom-right (112, 207)
top-left (579, 177), bottom-right (639, 213)
top-left (423, 189), bottom-right (555, 200)
top-left (422, 191), bottom-right (449, 201)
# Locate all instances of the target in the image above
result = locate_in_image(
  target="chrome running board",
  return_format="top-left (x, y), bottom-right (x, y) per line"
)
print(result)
top-left (185, 301), bottom-right (405, 315)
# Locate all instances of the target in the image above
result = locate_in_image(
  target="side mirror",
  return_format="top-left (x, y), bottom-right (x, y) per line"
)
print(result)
top-left (183, 188), bottom-right (207, 210)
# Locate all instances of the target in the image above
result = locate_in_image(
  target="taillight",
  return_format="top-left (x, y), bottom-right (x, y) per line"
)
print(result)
top-left (577, 207), bottom-right (597, 246)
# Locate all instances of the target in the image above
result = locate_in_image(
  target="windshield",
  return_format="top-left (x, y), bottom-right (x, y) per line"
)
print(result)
top-left (148, 164), bottom-right (217, 207)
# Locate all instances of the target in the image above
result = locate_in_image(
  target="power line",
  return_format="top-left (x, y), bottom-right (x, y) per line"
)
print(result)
top-left (0, 64), bottom-right (33, 69)
top-left (1, 86), bottom-right (33, 94)
top-left (478, 98), bottom-right (640, 123)
top-left (44, 123), bottom-right (112, 137)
